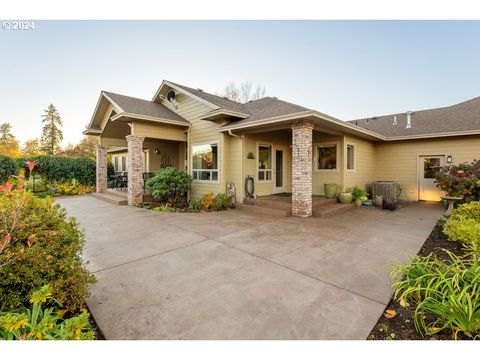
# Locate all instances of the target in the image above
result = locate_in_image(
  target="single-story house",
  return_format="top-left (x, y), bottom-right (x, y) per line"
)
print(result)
top-left (85, 80), bottom-right (480, 217)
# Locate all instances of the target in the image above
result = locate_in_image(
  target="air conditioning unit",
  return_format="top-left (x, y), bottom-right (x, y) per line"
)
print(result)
top-left (372, 181), bottom-right (399, 201)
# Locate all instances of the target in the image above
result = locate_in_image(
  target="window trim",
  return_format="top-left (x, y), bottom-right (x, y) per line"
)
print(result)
top-left (314, 141), bottom-right (340, 172)
top-left (191, 140), bottom-right (220, 184)
top-left (346, 142), bottom-right (356, 172)
top-left (256, 142), bottom-right (273, 183)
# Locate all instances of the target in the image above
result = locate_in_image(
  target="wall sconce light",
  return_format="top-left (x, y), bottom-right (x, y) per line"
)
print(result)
top-left (447, 155), bottom-right (453, 164)
top-left (155, 148), bottom-right (160, 155)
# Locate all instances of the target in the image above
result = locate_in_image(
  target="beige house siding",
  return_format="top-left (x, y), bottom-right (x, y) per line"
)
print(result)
top-left (131, 122), bottom-right (187, 142)
top-left (161, 94), bottom-right (226, 200)
top-left (243, 133), bottom-right (292, 197)
top-left (374, 135), bottom-right (480, 201)
top-left (312, 134), bottom-right (344, 196)
top-left (226, 136), bottom-right (244, 204)
top-left (344, 135), bottom-right (376, 193)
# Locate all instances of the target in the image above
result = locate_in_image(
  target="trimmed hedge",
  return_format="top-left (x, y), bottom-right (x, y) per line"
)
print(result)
top-left (0, 155), bottom-right (18, 183)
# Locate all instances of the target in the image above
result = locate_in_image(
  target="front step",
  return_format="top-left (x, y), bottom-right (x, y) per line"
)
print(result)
top-left (91, 192), bottom-right (128, 205)
top-left (236, 203), bottom-right (291, 217)
top-left (313, 203), bottom-right (355, 218)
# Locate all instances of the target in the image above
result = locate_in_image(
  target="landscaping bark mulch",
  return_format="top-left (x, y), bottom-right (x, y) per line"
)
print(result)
top-left (367, 222), bottom-right (467, 340)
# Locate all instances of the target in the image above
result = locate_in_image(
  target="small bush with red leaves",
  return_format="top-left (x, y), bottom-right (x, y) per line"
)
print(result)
top-left (435, 160), bottom-right (480, 202)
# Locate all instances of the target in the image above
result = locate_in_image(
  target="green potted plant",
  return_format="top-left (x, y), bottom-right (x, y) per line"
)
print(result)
top-left (324, 183), bottom-right (337, 199)
top-left (351, 185), bottom-right (368, 207)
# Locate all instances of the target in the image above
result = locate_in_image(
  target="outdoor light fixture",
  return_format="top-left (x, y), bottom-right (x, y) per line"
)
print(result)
top-left (447, 155), bottom-right (453, 164)
top-left (155, 148), bottom-right (160, 155)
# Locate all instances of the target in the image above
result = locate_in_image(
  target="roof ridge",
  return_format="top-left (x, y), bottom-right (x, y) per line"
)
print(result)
top-left (102, 90), bottom-right (152, 103)
top-left (167, 81), bottom-right (245, 105)
top-left (255, 96), bottom-right (310, 110)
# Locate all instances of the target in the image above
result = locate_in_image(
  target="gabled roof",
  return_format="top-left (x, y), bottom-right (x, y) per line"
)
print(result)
top-left (102, 91), bottom-right (188, 124)
top-left (349, 97), bottom-right (480, 139)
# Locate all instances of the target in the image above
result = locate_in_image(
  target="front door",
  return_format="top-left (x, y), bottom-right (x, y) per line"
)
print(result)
top-left (272, 146), bottom-right (287, 193)
top-left (418, 155), bottom-right (445, 201)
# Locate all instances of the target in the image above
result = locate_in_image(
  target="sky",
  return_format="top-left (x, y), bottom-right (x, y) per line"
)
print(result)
top-left (1, 20), bottom-right (480, 147)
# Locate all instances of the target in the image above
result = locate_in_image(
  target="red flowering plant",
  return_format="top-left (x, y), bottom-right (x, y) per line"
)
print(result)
top-left (435, 160), bottom-right (480, 203)
top-left (0, 161), bottom-right (39, 265)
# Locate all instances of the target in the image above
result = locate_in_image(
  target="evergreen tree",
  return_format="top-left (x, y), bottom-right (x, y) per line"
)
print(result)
top-left (40, 104), bottom-right (63, 155)
top-left (0, 122), bottom-right (20, 157)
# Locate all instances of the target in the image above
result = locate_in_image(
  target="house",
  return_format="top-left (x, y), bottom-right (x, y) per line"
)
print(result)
top-left (84, 80), bottom-right (480, 217)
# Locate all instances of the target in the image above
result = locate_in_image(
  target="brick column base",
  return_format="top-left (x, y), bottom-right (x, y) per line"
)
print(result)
top-left (292, 121), bottom-right (314, 217)
top-left (96, 145), bottom-right (108, 193)
top-left (126, 135), bottom-right (145, 206)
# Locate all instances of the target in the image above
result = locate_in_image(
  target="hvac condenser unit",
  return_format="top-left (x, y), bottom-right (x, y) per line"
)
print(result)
top-left (372, 181), bottom-right (399, 201)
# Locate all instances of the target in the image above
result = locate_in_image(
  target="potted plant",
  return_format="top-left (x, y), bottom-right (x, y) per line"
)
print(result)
top-left (351, 185), bottom-right (368, 207)
top-left (338, 191), bottom-right (353, 204)
top-left (324, 183), bottom-right (337, 199)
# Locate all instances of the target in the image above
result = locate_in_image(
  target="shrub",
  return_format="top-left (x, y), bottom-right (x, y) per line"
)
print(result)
top-left (443, 201), bottom-right (480, 256)
top-left (146, 167), bottom-right (192, 207)
top-left (17, 156), bottom-right (97, 186)
top-left (56, 179), bottom-right (94, 196)
top-left (0, 285), bottom-right (95, 340)
top-left (189, 192), bottom-right (233, 211)
top-left (435, 160), bottom-right (480, 202)
top-left (0, 155), bottom-right (18, 184)
top-left (392, 251), bottom-right (480, 339)
top-left (0, 183), bottom-right (95, 312)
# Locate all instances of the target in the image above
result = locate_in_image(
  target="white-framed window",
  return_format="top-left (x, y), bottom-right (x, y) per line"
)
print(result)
top-left (121, 156), bottom-right (126, 172)
top-left (316, 142), bottom-right (339, 171)
top-left (257, 144), bottom-right (272, 181)
top-left (192, 142), bottom-right (219, 183)
top-left (346, 143), bottom-right (356, 171)
top-left (114, 157), bottom-right (119, 172)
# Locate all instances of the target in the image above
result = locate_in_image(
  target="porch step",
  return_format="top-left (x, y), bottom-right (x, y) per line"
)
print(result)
top-left (251, 197), bottom-right (338, 210)
top-left (236, 203), bottom-right (291, 217)
top-left (313, 198), bottom-right (338, 209)
top-left (313, 203), bottom-right (355, 218)
top-left (91, 191), bottom-right (128, 206)
top-left (105, 189), bottom-right (129, 199)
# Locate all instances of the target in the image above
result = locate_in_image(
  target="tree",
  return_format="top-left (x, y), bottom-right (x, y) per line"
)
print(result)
top-left (0, 122), bottom-right (20, 157)
top-left (219, 81), bottom-right (266, 103)
top-left (21, 138), bottom-right (42, 157)
top-left (40, 104), bottom-right (63, 156)
top-left (63, 125), bottom-right (97, 158)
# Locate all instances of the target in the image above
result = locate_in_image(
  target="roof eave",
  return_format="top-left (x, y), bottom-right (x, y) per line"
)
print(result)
top-left (111, 112), bottom-right (190, 127)
top-left (200, 109), bottom-right (250, 121)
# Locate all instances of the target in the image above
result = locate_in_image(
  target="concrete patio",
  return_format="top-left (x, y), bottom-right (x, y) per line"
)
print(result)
top-left (57, 196), bottom-right (444, 340)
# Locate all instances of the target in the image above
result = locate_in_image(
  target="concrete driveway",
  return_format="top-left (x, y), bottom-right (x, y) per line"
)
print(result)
top-left (57, 196), bottom-right (443, 340)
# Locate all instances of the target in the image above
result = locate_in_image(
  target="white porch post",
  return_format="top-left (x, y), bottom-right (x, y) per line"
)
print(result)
top-left (291, 121), bottom-right (314, 217)
top-left (95, 144), bottom-right (108, 193)
top-left (126, 135), bottom-right (145, 206)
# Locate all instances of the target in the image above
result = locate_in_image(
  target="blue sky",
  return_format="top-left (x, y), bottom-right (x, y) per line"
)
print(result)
top-left (1, 20), bottom-right (480, 146)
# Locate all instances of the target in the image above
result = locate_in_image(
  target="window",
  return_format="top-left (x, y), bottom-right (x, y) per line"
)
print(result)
top-left (192, 143), bottom-right (219, 182)
top-left (114, 157), bottom-right (118, 172)
top-left (258, 145), bottom-right (272, 181)
top-left (347, 144), bottom-right (355, 171)
top-left (317, 144), bottom-right (337, 170)
top-left (121, 156), bottom-right (126, 172)
top-left (424, 158), bottom-right (440, 179)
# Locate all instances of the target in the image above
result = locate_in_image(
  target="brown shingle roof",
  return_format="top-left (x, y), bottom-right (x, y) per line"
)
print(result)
top-left (103, 91), bottom-right (188, 123)
top-left (167, 82), bottom-right (247, 113)
top-left (348, 97), bottom-right (480, 138)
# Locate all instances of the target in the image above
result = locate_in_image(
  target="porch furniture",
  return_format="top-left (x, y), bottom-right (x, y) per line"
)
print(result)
top-left (441, 195), bottom-right (463, 219)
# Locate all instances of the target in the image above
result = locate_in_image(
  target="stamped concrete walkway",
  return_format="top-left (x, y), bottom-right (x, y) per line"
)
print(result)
top-left (58, 196), bottom-right (443, 340)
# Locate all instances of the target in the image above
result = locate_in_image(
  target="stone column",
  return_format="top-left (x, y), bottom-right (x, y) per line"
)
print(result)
top-left (126, 135), bottom-right (145, 206)
top-left (292, 121), bottom-right (314, 217)
top-left (96, 144), bottom-right (108, 193)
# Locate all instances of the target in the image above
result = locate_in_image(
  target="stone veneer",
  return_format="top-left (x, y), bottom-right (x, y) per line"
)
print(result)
top-left (126, 135), bottom-right (145, 206)
top-left (95, 144), bottom-right (108, 193)
top-left (291, 121), bottom-right (314, 217)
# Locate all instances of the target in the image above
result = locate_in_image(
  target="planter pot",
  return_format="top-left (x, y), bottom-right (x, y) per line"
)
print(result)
top-left (355, 198), bottom-right (363, 207)
top-left (338, 192), bottom-right (353, 204)
top-left (324, 183), bottom-right (337, 199)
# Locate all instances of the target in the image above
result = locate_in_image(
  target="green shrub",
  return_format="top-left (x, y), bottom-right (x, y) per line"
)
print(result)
top-left (213, 193), bottom-right (234, 211)
top-left (0, 155), bottom-right (18, 184)
top-left (0, 285), bottom-right (95, 340)
top-left (392, 251), bottom-right (480, 339)
top-left (350, 185), bottom-right (368, 201)
top-left (0, 189), bottom-right (95, 312)
top-left (444, 201), bottom-right (480, 255)
top-left (17, 156), bottom-right (97, 186)
top-left (146, 167), bottom-right (192, 207)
